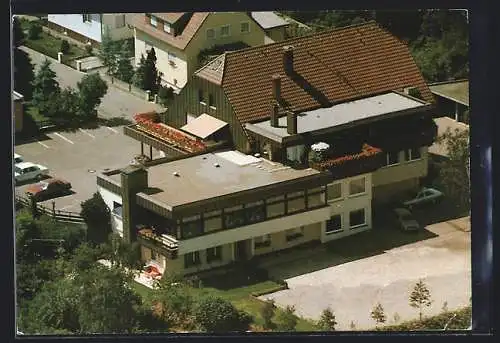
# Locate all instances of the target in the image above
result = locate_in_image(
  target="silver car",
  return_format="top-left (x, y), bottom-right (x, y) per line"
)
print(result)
top-left (393, 208), bottom-right (420, 232)
top-left (403, 187), bottom-right (444, 209)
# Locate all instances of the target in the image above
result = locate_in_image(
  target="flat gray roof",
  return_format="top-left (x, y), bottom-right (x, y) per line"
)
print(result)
top-left (246, 92), bottom-right (429, 141)
top-left (251, 12), bottom-right (289, 29)
top-left (111, 151), bottom-right (321, 208)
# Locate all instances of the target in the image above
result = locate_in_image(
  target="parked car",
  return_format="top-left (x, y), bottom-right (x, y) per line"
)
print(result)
top-left (393, 208), bottom-right (420, 232)
top-left (14, 162), bottom-right (49, 183)
top-left (25, 178), bottom-right (72, 201)
top-left (403, 187), bottom-right (444, 209)
top-left (14, 153), bottom-right (24, 165)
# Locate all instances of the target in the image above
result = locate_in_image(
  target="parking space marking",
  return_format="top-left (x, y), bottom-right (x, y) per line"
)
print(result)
top-left (79, 128), bottom-right (95, 139)
top-left (37, 140), bottom-right (50, 149)
top-left (105, 126), bottom-right (118, 134)
top-left (53, 132), bottom-right (74, 144)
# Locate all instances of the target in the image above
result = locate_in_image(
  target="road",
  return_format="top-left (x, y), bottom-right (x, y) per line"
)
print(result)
top-left (20, 46), bottom-right (164, 120)
top-left (260, 222), bottom-right (471, 330)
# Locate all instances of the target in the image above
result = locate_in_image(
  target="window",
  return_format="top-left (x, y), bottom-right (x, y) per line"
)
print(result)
top-left (254, 234), bottom-right (271, 248)
top-left (163, 22), bottom-right (172, 34)
top-left (286, 227), bottom-right (304, 241)
top-left (240, 22), bottom-right (250, 33)
top-left (208, 94), bottom-right (215, 107)
top-left (223, 205), bottom-right (245, 229)
top-left (150, 15), bottom-right (158, 27)
top-left (287, 191), bottom-right (306, 214)
top-left (115, 14), bottom-right (126, 28)
top-left (349, 209), bottom-right (366, 228)
top-left (326, 215), bottom-right (342, 234)
top-left (220, 25), bottom-right (230, 37)
top-left (206, 28), bottom-right (215, 39)
top-left (405, 147), bottom-right (422, 161)
top-left (327, 183), bottom-right (342, 201)
top-left (349, 177), bottom-right (366, 196)
top-left (245, 201), bottom-right (266, 224)
top-left (206, 246), bottom-right (222, 263)
top-left (82, 14), bottom-right (91, 23)
top-left (181, 215), bottom-right (203, 239)
top-left (307, 190), bottom-right (325, 208)
top-left (386, 151), bottom-right (399, 166)
top-left (151, 249), bottom-right (160, 261)
top-left (198, 89), bottom-right (205, 104)
top-left (184, 251), bottom-right (201, 268)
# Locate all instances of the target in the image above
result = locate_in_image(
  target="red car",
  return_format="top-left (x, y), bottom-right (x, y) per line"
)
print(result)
top-left (25, 178), bottom-right (72, 201)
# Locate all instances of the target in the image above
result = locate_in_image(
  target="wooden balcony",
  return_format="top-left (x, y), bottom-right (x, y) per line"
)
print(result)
top-left (310, 144), bottom-right (386, 179)
top-left (136, 226), bottom-right (179, 259)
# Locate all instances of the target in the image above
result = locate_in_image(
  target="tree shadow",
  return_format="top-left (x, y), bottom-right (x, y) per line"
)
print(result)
top-left (98, 117), bottom-right (133, 127)
top-left (198, 264), bottom-right (270, 291)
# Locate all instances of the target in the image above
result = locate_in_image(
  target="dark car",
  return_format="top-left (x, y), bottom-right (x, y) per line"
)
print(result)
top-left (25, 178), bottom-right (72, 201)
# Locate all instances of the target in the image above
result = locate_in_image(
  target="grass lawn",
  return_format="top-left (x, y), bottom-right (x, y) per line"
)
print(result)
top-left (131, 269), bottom-right (318, 332)
top-left (20, 19), bottom-right (89, 68)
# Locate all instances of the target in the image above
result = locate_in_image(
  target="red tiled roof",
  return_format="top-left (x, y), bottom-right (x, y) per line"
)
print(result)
top-left (132, 13), bottom-right (210, 51)
top-left (219, 21), bottom-right (434, 124)
top-left (152, 12), bottom-right (186, 24)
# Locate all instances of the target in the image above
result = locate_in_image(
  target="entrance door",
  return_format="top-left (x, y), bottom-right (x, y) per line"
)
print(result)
top-left (235, 240), bottom-right (248, 261)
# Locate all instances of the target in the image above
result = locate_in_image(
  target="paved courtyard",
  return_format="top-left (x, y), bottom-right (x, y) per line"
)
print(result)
top-left (14, 126), bottom-right (162, 213)
top-left (259, 221), bottom-right (471, 330)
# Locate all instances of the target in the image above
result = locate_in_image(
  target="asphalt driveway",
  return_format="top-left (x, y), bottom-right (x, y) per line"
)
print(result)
top-left (260, 221), bottom-right (471, 330)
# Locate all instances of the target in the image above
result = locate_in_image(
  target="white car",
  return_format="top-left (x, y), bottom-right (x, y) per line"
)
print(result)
top-left (14, 153), bottom-right (24, 165)
top-left (403, 187), bottom-right (444, 208)
top-left (14, 162), bottom-right (49, 183)
top-left (393, 208), bottom-right (420, 232)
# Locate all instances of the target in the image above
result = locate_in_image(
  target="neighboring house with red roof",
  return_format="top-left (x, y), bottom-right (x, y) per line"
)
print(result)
top-left (99, 21), bottom-right (438, 275)
top-left (132, 12), bottom-right (271, 93)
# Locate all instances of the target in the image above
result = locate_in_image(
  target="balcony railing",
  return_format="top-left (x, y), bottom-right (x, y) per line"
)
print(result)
top-left (310, 144), bottom-right (386, 179)
top-left (133, 112), bottom-right (207, 153)
top-left (137, 227), bottom-right (179, 259)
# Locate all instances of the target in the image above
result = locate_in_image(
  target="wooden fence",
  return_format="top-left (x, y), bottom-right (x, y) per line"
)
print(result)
top-left (15, 194), bottom-right (85, 223)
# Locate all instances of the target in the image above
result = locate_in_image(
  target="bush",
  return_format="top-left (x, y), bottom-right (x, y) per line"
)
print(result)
top-left (84, 44), bottom-right (93, 55)
top-left (28, 23), bottom-right (43, 40)
top-left (157, 86), bottom-right (174, 107)
top-left (260, 299), bottom-right (276, 330)
top-left (193, 295), bottom-right (252, 332)
top-left (274, 305), bottom-right (297, 332)
top-left (60, 39), bottom-right (70, 54)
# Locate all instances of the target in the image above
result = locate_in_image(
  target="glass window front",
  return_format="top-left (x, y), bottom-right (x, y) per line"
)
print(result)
top-left (326, 215), bottom-right (342, 233)
top-left (349, 178), bottom-right (366, 196)
top-left (327, 183), bottom-right (342, 200)
top-left (349, 209), bottom-right (366, 228)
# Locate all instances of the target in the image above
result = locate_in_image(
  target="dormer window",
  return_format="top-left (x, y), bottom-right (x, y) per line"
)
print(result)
top-left (206, 28), bottom-right (215, 40)
top-left (163, 22), bottom-right (171, 34)
top-left (240, 22), bottom-right (250, 33)
top-left (150, 15), bottom-right (157, 27)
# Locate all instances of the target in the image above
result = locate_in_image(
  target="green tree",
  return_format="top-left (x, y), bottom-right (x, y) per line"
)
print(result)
top-left (60, 39), bottom-right (70, 54)
top-left (28, 22), bottom-right (43, 40)
top-left (13, 16), bottom-right (25, 47)
top-left (436, 128), bottom-right (470, 211)
top-left (193, 295), bottom-right (252, 332)
top-left (45, 87), bottom-right (80, 123)
top-left (274, 305), bottom-right (297, 332)
top-left (151, 277), bottom-right (195, 329)
top-left (76, 73), bottom-right (108, 120)
top-left (260, 299), bottom-right (276, 330)
top-left (80, 192), bottom-right (111, 245)
top-left (31, 58), bottom-right (60, 113)
top-left (14, 49), bottom-right (35, 100)
top-left (317, 307), bottom-right (337, 331)
top-left (370, 302), bottom-right (387, 326)
top-left (115, 40), bottom-right (135, 83)
top-left (133, 48), bottom-right (161, 93)
top-left (15, 209), bottom-right (41, 263)
top-left (409, 279), bottom-right (432, 321)
top-left (157, 85), bottom-right (174, 107)
top-left (105, 232), bottom-right (144, 272)
top-left (98, 26), bottom-right (118, 75)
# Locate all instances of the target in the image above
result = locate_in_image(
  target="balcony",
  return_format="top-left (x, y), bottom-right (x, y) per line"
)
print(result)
top-left (310, 144), bottom-right (386, 179)
top-left (136, 226), bottom-right (179, 259)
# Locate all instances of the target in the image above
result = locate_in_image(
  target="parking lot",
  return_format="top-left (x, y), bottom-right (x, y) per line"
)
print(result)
top-left (14, 126), bottom-right (162, 213)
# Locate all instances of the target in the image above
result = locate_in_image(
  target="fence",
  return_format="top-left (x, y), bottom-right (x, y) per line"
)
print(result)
top-left (15, 194), bottom-right (85, 223)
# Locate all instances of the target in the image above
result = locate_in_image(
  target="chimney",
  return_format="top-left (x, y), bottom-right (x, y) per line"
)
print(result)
top-left (270, 102), bottom-right (279, 127)
top-left (120, 165), bottom-right (148, 244)
top-left (286, 111), bottom-right (297, 135)
top-left (272, 74), bottom-right (281, 101)
top-left (283, 46), bottom-right (294, 75)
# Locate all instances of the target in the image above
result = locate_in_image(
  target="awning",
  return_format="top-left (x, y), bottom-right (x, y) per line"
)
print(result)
top-left (180, 113), bottom-right (228, 139)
